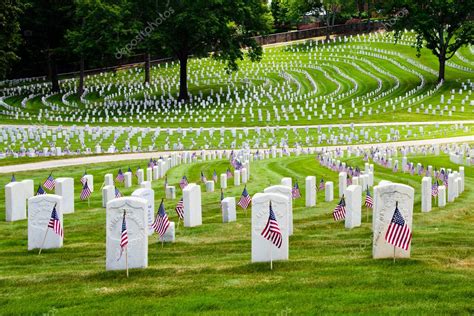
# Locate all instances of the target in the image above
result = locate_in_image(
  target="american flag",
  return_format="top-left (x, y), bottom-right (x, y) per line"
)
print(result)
top-left (237, 186), bottom-right (251, 209)
top-left (175, 198), bottom-right (184, 220)
top-left (115, 187), bottom-right (122, 198)
top-left (226, 168), bottom-right (233, 178)
top-left (10, 174), bottom-right (16, 182)
top-left (333, 196), bottom-right (346, 221)
top-left (292, 181), bottom-right (301, 199)
top-left (213, 170), bottom-right (218, 183)
top-left (47, 204), bottom-right (63, 237)
top-left (36, 184), bottom-right (46, 195)
top-left (318, 179), bottom-right (325, 191)
top-left (80, 171), bottom-right (87, 185)
top-left (151, 200), bottom-right (170, 238)
top-left (119, 212), bottom-right (128, 259)
top-left (365, 186), bottom-right (373, 208)
top-left (116, 169), bottom-right (125, 183)
top-left (80, 181), bottom-right (92, 200)
top-left (200, 171), bottom-right (207, 183)
top-left (385, 204), bottom-right (412, 251)
top-left (179, 176), bottom-right (188, 189)
top-left (260, 201), bottom-right (282, 248)
top-left (43, 173), bottom-right (56, 190)
top-left (431, 181), bottom-right (438, 197)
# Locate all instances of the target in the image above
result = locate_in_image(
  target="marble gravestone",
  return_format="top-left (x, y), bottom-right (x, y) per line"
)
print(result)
top-left (5, 182), bottom-right (26, 222)
top-left (220, 174), bottom-right (227, 189)
top-left (234, 170), bottom-right (240, 186)
top-left (161, 221), bottom-right (175, 243)
top-left (55, 178), bottom-right (74, 214)
top-left (263, 185), bottom-right (293, 236)
top-left (124, 172), bottom-right (132, 188)
top-left (338, 172), bottom-right (347, 198)
top-left (438, 185), bottom-right (446, 207)
top-left (305, 176), bottom-right (316, 207)
top-left (251, 192), bottom-right (289, 263)
top-left (21, 179), bottom-right (34, 199)
top-left (132, 188), bottom-right (155, 236)
top-left (102, 185), bottom-right (115, 208)
top-left (221, 197), bottom-right (237, 223)
top-left (281, 177), bottom-right (292, 188)
top-left (241, 168), bottom-right (248, 184)
top-left (136, 169), bottom-right (144, 185)
top-left (421, 177), bottom-right (432, 212)
top-left (165, 186), bottom-right (176, 199)
top-left (373, 182), bottom-right (414, 259)
top-left (447, 174), bottom-right (456, 202)
top-left (28, 194), bottom-right (63, 250)
top-left (325, 181), bottom-right (334, 202)
top-left (106, 197), bottom-right (148, 271)
top-left (183, 183), bottom-right (202, 227)
top-left (104, 174), bottom-right (113, 186)
top-left (345, 185), bottom-right (361, 229)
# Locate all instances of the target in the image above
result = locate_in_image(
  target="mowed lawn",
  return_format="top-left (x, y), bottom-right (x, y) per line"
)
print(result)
top-left (0, 154), bottom-right (472, 314)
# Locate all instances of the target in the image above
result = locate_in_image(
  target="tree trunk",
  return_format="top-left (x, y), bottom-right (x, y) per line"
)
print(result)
top-left (178, 55), bottom-right (188, 102)
top-left (325, 14), bottom-right (331, 41)
top-left (78, 57), bottom-right (85, 96)
top-left (47, 52), bottom-right (60, 93)
top-left (438, 55), bottom-right (446, 83)
top-left (144, 53), bottom-right (151, 84)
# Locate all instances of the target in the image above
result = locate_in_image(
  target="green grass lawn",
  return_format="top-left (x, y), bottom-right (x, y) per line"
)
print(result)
top-left (0, 153), bottom-right (472, 314)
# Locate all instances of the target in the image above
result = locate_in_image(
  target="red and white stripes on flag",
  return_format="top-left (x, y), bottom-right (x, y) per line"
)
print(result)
top-left (47, 205), bottom-right (63, 237)
top-left (261, 201), bottom-right (282, 248)
top-left (175, 198), bottom-right (184, 220)
top-left (333, 196), bottom-right (346, 221)
top-left (118, 213), bottom-right (128, 260)
top-left (237, 187), bottom-right (251, 209)
top-left (385, 205), bottom-right (412, 251)
top-left (43, 174), bottom-right (56, 190)
top-left (80, 181), bottom-right (92, 200)
top-left (152, 201), bottom-right (170, 238)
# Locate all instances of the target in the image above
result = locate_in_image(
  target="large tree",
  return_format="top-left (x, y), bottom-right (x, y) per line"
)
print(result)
top-left (156, 0), bottom-right (272, 101)
top-left (22, 0), bottom-right (75, 92)
top-left (67, 0), bottom-right (125, 95)
top-left (0, 0), bottom-right (23, 80)
top-left (390, 0), bottom-right (474, 82)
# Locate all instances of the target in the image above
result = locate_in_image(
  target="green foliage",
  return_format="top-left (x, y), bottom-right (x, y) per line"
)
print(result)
top-left (0, 0), bottom-right (24, 79)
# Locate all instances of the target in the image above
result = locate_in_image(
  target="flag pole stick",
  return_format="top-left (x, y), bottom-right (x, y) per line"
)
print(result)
top-left (393, 246), bottom-right (396, 263)
top-left (161, 236), bottom-right (164, 248)
top-left (270, 243), bottom-right (273, 270)
top-left (88, 197), bottom-right (90, 207)
top-left (38, 229), bottom-right (49, 255)
top-left (126, 247), bottom-right (129, 278)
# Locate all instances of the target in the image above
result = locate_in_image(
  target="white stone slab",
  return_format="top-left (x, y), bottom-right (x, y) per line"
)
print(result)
top-left (325, 182), bottom-right (334, 202)
top-left (140, 181), bottom-right (151, 189)
top-left (165, 186), bottom-right (176, 199)
top-left (234, 170), bottom-right (241, 186)
top-left (106, 197), bottom-right (148, 271)
top-left (55, 178), bottom-right (74, 214)
top-left (438, 185), bottom-right (446, 207)
top-left (205, 181), bottom-right (214, 192)
top-left (241, 168), bottom-right (248, 184)
top-left (28, 194), bottom-right (63, 250)
top-left (305, 176), bottom-right (316, 207)
top-left (281, 177), bottom-right (292, 188)
top-left (263, 185), bottom-right (293, 236)
top-left (448, 174), bottom-right (456, 202)
top-left (251, 192), bottom-right (289, 263)
top-left (183, 183), bottom-right (202, 227)
top-left (83, 174), bottom-right (94, 192)
top-left (161, 221), bottom-right (175, 242)
top-left (132, 188), bottom-right (155, 236)
top-left (373, 182), bottom-right (414, 259)
top-left (102, 185), bottom-right (115, 208)
top-left (5, 182), bottom-right (26, 221)
top-left (104, 174), bottom-right (113, 186)
top-left (345, 185), bottom-right (361, 229)
top-left (220, 174), bottom-right (227, 189)
top-left (421, 177), bottom-right (432, 212)
top-left (222, 197), bottom-right (236, 223)
top-left (136, 169), bottom-right (144, 185)
top-left (124, 172), bottom-right (132, 188)
top-left (21, 179), bottom-right (34, 199)
top-left (339, 172), bottom-right (347, 198)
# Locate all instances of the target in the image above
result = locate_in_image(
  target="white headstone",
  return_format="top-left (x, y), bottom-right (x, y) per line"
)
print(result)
top-left (325, 182), bottom-right (334, 202)
top-left (124, 172), bottom-right (132, 188)
top-left (373, 183), bottom-right (414, 259)
top-left (221, 197), bottom-right (236, 223)
top-left (132, 188), bottom-right (155, 236)
top-left (251, 192), bottom-right (289, 263)
top-left (220, 174), bottom-right (227, 189)
top-left (183, 183), bottom-right (202, 227)
top-left (106, 197), bottom-right (148, 271)
top-left (136, 169), bottom-right (144, 184)
top-left (161, 221), bottom-right (175, 243)
top-left (241, 168), bottom-right (248, 184)
top-left (165, 186), bottom-right (176, 199)
top-left (305, 176), bottom-right (316, 207)
top-left (205, 180), bottom-right (215, 192)
top-left (83, 174), bottom-right (94, 192)
top-left (28, 194), bottom-right (63, 250)
top-left (104, 174), bottom-right (113, 186)
top-left (102, 185), bottom-right (115, 208)
top-left (5, 182), bottom-right (26, 221)
top-left (421, 177), bottom-right (432, 212)
top-left (264, 185), bottom-right (293, 235)
top-left (55, 178), bottom-right (74, 214)
top-left (281, 177), bottom-right (292, 188)
top-left (345, 185), bottom-right (361, 229)
top-left (447, 174), bottom-right (456, 202)
top-left (140, 181), bottom-right (151, 189)
top-left (234, 170), bottom-right (241, 186)
top-left (339, 172), bottom-right (347, 198)
top-left (21, 179), bottom-right (34, 199)
top-left (438, 185), bottom-right (446, 207)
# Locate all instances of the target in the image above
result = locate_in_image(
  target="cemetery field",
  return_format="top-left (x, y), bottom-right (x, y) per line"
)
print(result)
top-left (1, 33), bottom-right (473, 129)
top-left (1, 154), bottom-right (473, 314)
